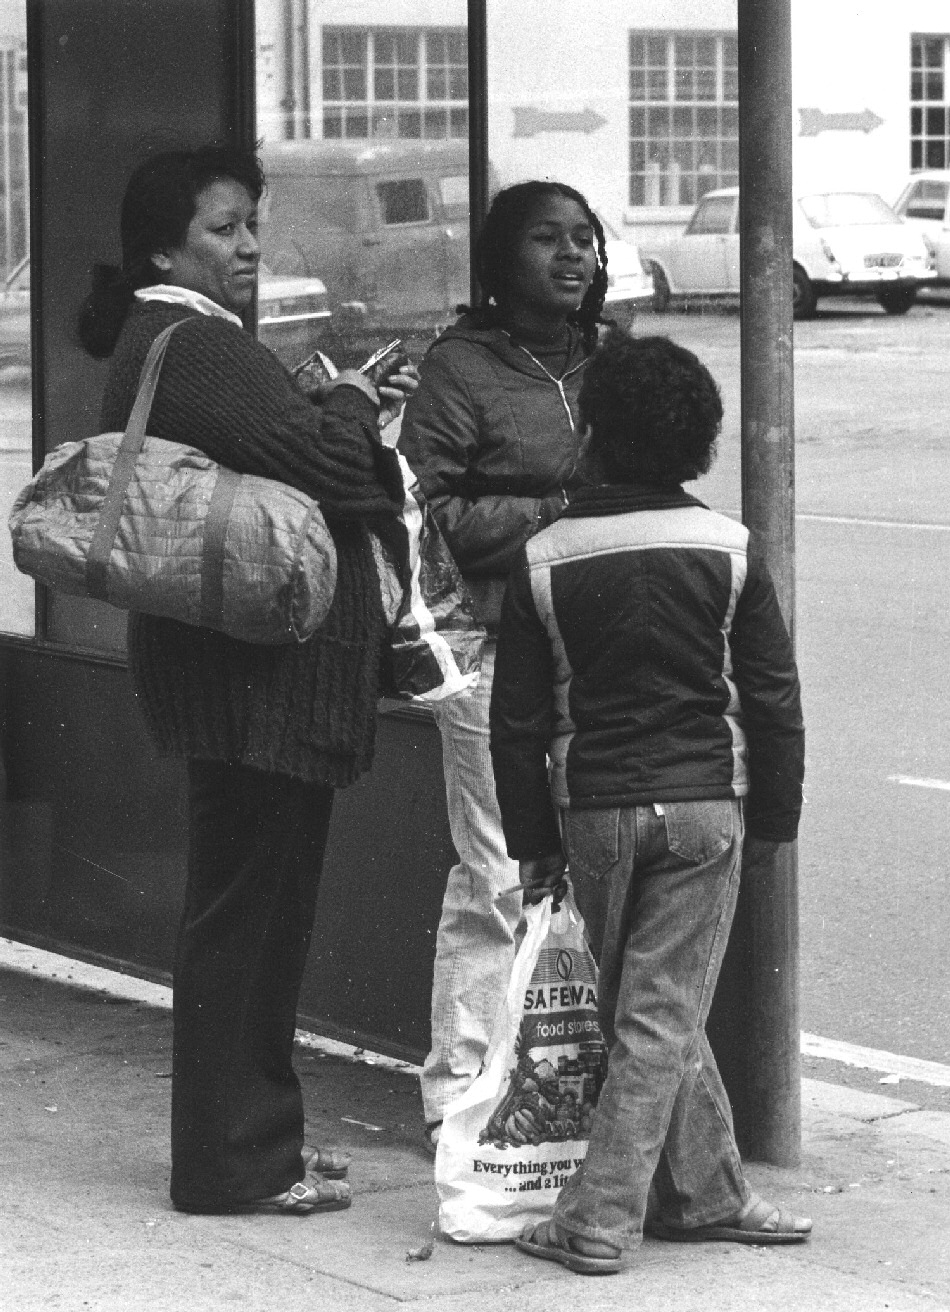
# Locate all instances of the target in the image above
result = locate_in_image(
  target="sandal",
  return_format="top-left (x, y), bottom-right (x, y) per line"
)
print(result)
top-left (176, 1177), bottom-right (352, 1216)
top-left (515, 1220), bottom-right (622, 1276)
top-left (647, 1195), bottom-right (811, 1245)
top-left (423, 1120), bottom-right (442, 1157)
top-left (304, 1145), bottom-right (353, 1179)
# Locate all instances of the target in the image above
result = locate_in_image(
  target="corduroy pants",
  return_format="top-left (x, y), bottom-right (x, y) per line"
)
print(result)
top-left (170, 758), bottom-right (334, 1211)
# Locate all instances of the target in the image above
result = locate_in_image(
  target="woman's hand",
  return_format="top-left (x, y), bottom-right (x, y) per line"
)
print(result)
top-left (377, 363), bottom-right (420, 430)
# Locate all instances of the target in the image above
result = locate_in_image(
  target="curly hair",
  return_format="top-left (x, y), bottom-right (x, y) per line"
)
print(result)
top-left (579, 333), bottom-right (723, 485)
top-left (464, 180), bottom-right (609, 352)
top-left (78, 144), bottom-right (265, 358)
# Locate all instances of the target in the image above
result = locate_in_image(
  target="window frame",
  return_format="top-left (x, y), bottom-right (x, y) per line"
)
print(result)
top-left (910, 33), bottom-right (950, 171)
top-left (321, 25), bottom-right (468, 142)
top-left (628, 28), bottom-right (738, 211)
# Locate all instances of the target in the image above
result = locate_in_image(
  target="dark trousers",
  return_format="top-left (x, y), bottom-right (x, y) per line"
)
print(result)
top-left (170, 758), bottom-right (334, 1210)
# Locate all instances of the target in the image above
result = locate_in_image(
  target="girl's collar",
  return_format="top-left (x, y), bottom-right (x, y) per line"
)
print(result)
top-left (134, 284), bottom-right (243, 327)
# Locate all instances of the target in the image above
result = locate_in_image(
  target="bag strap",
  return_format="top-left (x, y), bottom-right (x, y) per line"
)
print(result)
top-left (86, 320), bottom-right (185, 601)
top-left (199, 466), bottom-right (240, 631)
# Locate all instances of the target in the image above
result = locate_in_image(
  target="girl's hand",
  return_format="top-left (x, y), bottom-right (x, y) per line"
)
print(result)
top-left (377, 363), bottom-right (420, 430)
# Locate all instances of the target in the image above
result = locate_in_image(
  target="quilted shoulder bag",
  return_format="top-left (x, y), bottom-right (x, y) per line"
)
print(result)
top-left (9, 322), bottom-right (337, 644)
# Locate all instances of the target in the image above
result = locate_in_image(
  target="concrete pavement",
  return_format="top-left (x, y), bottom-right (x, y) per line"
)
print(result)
top-left (1, 937), bottom-right (948, 1312)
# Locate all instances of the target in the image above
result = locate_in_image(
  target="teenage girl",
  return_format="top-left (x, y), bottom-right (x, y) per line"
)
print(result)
top-left (399, 180), bottom-right (609, 1151)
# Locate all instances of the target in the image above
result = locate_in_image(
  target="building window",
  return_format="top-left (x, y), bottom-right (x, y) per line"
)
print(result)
top-left (628, 31), bottom-right (738, 208)
top-left (322, 27), bottom-right (467, 140)
top-left (911, 35), bottom-right (950, 170)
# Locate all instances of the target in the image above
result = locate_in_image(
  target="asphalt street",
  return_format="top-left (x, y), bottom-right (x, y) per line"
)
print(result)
top-left (645, 295), bottom-right (950, 1071)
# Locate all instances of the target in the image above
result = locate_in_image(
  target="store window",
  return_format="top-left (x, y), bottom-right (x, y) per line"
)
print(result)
top-left (911, 35), bottom-right (950, 170)
top-left (628, 31), bottom-right (738, 208)
top-left (0, 23), bottom-right (32, 636)
top-left (322, 27), bottom-right (468, 140)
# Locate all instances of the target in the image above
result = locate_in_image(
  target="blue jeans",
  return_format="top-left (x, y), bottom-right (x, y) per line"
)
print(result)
top-left (554, 799), bottom-right (750, 1250)
top-left (421, 642), bottom-right (522, 1124)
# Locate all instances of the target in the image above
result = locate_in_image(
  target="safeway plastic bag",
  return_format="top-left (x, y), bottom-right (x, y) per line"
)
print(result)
top-left (436, 889), bottom-right (607, 1243)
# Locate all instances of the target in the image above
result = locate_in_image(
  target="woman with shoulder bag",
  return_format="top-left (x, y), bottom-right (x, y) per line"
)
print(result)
top-left (77, 144), bottom-right (415, 1216)
top-left (398, 180), bottom-right (609, 1155)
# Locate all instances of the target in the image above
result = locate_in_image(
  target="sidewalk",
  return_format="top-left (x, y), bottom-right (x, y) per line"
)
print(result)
top-left (2, 938), bottom-right (948, 1312)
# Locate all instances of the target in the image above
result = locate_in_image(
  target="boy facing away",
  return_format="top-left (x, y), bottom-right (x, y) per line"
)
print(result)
top-left (489, 333), bottom-right (809, 1275)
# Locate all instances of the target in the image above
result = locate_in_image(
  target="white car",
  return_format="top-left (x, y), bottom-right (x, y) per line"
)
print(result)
top-left (892, 170), bottom-right (950, 283)
top-left (257, 268), bottom-right (332, 368)
top-left (641, 187), bottom-right (936, 319)
top-left (597, 213), bottom-right (655, 326)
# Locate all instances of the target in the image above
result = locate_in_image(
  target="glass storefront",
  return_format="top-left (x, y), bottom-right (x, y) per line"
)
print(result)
top-left (0, 0), bottom-right (30, 634)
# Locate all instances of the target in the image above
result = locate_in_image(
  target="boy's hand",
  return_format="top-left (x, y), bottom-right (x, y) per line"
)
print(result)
top-left (520, 854), bottom-right (568, 908)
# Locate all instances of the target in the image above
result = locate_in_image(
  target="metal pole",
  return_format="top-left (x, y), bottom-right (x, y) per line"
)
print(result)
top-left (466, 0), bottom-right (488, 306)
top-left (732, 0), bottom-right (800, 1166)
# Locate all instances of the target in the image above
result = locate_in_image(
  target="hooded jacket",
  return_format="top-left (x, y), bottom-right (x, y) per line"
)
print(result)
top-left (398, 315), bottom-right (591, 630)
top-left (490, 484), bottom-right (805, 857)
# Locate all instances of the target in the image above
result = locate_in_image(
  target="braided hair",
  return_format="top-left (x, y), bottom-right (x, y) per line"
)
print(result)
top-left (465, 180), bottom-right (609, 353)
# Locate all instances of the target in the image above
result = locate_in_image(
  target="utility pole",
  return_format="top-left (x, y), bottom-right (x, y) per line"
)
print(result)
top-left (711, 0), bottom-right (800, 1167)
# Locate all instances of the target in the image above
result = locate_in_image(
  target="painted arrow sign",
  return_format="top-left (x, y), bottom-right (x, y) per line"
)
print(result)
top-left (798, 107), bottom-right (884, 137)
top-left (512, 106), bottom-right (608, 138)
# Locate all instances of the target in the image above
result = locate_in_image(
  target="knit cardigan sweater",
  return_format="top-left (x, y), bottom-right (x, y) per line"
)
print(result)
top-left (100, 301), bottom-right (401, 788)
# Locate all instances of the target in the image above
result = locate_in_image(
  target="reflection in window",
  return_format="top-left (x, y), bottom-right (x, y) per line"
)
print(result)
top-left (910, 34), bottom-right (950, 170)
top-left (322, 27), bottom-right (468, 141)
top-left (629, 31), bottom-right (738, 208)
top-left (0, 22), bottom-right (32, 637)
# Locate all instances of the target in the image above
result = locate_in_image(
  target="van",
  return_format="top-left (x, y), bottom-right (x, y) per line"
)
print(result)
top-left (259, 139), bottom-right (474, 359)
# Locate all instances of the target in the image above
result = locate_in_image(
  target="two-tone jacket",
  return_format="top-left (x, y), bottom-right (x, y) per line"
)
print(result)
top-left (398, 316), bottom-right (591, 631)
top-left (490, 484), bottom-right (805, 858)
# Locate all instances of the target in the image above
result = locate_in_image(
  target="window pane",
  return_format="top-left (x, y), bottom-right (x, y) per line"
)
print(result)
top-left (628, 31), bottom-right (740, 208)
top-left (0, 24), bottom-right (33, 638)
top-left (258, 7), bottom-right (470, 370)
top-left (343, 67), bottom-right (366, 100)
top-left (377, 179), bottom-right (429, 224)
top-left (396, 68), bottom-right (418, 100)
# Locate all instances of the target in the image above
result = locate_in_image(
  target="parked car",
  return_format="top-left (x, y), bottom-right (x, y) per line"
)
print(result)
top-left (892, 170), bottom-right (950, 283)
top-left (641, 187), bottom-right (936, 319)
top-left (597, 213), bottom-right (655, 325)
top-left (256, 266), bottom-right (332, 368)
top-left (259, 139), bottom-right (476, 358)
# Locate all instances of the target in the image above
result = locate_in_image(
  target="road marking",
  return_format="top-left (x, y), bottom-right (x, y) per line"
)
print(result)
top-left (888, 774), bottom-right (950, 792)
top-left (802, 1033), bottom-right (950, 1088)
top-left (797, 512), bottom-right (950, 532)
top-left (716, 510), bottom-right (950, 532)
